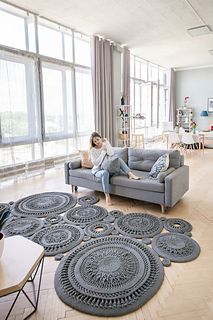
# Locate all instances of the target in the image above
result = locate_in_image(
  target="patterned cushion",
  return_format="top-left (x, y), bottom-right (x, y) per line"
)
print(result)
top-left (149, 153), bottom-right (169, 178)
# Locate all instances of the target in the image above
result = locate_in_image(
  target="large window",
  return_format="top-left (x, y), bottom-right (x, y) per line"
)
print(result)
top-left (0, 2), bottom-right (35, 52)
top-left (130, 55), bottom-right (169, 138)
top-left (0, 1), bottom-right (94, 173)
top-left (42, 63), bottom-right (74, 139)
top-left (0, 52), bottom-right (39, 145)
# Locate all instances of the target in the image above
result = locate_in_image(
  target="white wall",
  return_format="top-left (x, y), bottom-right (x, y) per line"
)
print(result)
top-left (175, 67), bottom-right (213, 130)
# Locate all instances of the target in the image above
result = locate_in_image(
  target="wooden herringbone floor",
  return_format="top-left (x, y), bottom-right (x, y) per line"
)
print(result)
top-left (0, 145), bottom-right (213, 320)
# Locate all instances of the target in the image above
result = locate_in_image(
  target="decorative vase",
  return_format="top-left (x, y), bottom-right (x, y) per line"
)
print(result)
top-left (0, 232), bottom-right (4, 259)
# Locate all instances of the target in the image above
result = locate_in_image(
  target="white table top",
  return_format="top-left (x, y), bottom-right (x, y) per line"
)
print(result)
top-left (0, 235), bottom-right (44, 297)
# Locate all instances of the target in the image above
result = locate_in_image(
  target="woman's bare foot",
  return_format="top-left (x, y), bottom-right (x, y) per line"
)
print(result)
top-left (105, 194), bottom-right (112, 206)
top-left (128, 172), bottom-right (140, 180)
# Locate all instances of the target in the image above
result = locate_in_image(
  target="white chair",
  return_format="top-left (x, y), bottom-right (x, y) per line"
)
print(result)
top-left (168, 132), bottom-right (181, 150)
top-left (181, 133), bottom-right (197, 152)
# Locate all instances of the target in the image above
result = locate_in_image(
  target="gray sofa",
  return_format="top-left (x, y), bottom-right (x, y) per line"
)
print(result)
top-left (64, 148), bottom-right (189, 213)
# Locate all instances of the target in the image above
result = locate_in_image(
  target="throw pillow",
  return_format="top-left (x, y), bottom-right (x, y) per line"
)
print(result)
top-left (79, 150), bottom-right (93, 169)
top-left (149, 153), bottom-right (169, 178)
top-left (101, 156), bottom-right (120, 174)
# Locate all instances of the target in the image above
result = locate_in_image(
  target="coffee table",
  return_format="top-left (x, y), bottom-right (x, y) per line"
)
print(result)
top-left (0, 235), bottom-right (44, 320)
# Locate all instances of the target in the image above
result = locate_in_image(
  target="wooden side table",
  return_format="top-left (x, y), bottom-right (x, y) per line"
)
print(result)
top-left (0, 235), bottom-right (44, 320)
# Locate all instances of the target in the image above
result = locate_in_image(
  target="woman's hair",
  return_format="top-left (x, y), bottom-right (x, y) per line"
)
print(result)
top-left (90, 132), bottom-right (102, 148)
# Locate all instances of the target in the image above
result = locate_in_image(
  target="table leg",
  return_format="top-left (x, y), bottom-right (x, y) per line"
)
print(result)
top-left (3, 256), bottom-right (44, 320)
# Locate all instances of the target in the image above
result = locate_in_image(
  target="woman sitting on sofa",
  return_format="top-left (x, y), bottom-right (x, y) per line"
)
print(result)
top-left (89, 132), bottom-right (140, 206)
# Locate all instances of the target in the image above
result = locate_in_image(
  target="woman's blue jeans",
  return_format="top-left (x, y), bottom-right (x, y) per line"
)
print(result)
top-left (94, 158), bottom-right (130, 194)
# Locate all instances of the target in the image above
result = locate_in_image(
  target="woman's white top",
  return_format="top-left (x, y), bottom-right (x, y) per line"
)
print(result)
top-left (90, 140), bottom-right (114, 174)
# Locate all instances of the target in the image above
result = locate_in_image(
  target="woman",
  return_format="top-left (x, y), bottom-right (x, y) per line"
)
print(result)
top-left (89, 132), bottom-right (140, 206)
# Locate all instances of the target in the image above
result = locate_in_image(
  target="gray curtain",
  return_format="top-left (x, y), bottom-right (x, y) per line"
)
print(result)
top-left (122, 47), bottom-right (130, 105)
top-left (91, 36), bottom-right (115, 144)
top-left (168, 68), bottom-right (176, 123)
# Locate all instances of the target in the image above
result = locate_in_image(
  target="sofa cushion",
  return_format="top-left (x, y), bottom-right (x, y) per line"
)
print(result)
top-left (113, 147), bottom-right (128, 164)
top-left (149, 153), bottom-right (169, 178)
top-left (69, 168), bottom-right (96, 181)
top-left (128, 148), bottom-right (181, 171)
top-left (110, 170), bottom-right (164, 193)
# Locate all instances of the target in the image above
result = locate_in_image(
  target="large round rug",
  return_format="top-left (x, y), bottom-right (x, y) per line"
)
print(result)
top-left (63, 205), bottom-right (108, 225)
top-left (152, 233), bottom-right (200, 262)
top-left (2, 217), bottom-right (44, 237)
top-left (54, 236), bottom-right (164, 316)
top-left (13, 192), bottom-right (77, 218)
top-left (31, 224), bottom-right (84, 256)
top-left (114, 213), bottom-right (163, 238)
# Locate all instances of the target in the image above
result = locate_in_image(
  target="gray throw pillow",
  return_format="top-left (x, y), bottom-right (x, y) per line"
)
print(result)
top-left (101, 156), bottom-right (120, 174)
top-left (149, 153), bottom-right (169, 178)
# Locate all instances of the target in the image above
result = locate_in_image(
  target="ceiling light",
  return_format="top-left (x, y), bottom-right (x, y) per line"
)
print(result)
top-left (209, 50), bottom-right (213, 55)
top-left (187, 25), bottom-right (211, 37)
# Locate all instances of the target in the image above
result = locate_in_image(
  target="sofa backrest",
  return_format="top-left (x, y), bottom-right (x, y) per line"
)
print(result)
top-left (128, 148), bottom-right (182, 171)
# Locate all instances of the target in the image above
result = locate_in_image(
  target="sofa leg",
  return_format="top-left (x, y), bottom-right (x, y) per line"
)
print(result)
top-left (71, 185), bottom-right (78, 193)
top-left (160, 204), bottom-right (166, 213)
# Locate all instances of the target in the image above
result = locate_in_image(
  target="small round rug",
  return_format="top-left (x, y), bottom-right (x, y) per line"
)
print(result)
top-left (54, 236), bottom-right (164, 316)
top-left (77, 194), bottom-right (99, 206)
top-left (152, 232), bottom-right (200, 262)
top-left (163, 218), bottom-right (192, 234)
top-left (2, 217), bottom-right (44, 237)
top-left (84, 221), bottom-right (114, 238)
top-left (114, 213), bottom-right (163, 238)
top-left (13, 192), bottom-right (77, 218)
top-left (44, 213), bottom-right (63, 225)
top-left (108, 209), bottom-right (124, 219)
top-left (31, 224), bottom-right (84, 256)
top-left (63, 205), bottom-right (108, 226)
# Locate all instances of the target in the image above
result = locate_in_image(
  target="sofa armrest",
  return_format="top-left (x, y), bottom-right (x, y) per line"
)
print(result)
top-left (64, 159), bottom-right (81, 184)
top-left (164, 165), bottom-right (189, 207)
top-left (158, 167), bottom-right (175, 183)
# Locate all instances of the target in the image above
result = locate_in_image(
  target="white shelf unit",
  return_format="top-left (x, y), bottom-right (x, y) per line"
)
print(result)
top-left (176, 107), bottom-right (193, 131)
top-left (115, 105), bottom-right (131, 147)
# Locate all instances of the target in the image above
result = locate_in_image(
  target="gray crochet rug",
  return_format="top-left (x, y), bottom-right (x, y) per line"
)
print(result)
top-left (13, 192), bottom-right (77, 218)
top-left (2, 217), bottom-right (44, 237)
top-left (63, 205), bottom-right (108, 226)
top-left (31, 224), bottom-right (84, 256)
top-left (54, 236), bottom-right (164, 316)
top-left (77, 194), bottom-right (99, 206)
top-left (152, 232), bottom-right (200, 262)
top-left (114, 212), bottom-right (163, 238)
top-left (163, 218), bottom-right (192, 234)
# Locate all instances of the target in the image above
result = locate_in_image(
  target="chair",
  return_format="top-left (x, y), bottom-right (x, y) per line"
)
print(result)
top-left (181, 133), bottom-right (197, 152)
top-left (131, 133), bottom-right (145, 148)
top-left (168, 132), bottom-right (181, 150)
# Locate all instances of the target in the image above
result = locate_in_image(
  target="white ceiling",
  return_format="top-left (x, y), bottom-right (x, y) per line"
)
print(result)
top-left (8, 0), bottom-right (213, 69)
